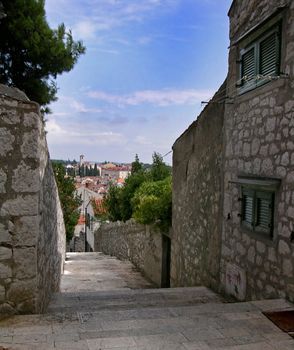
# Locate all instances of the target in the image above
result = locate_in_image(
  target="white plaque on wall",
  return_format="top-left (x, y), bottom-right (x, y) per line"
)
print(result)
top-left (225, 263), bottom-right (246, 300)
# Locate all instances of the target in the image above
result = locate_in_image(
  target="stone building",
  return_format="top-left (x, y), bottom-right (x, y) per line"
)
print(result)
top-left (172, 0), bottom-right (294, 301)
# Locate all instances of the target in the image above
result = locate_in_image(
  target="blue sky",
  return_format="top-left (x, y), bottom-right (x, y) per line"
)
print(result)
top-left (45, 0), bottom-right (232, 164)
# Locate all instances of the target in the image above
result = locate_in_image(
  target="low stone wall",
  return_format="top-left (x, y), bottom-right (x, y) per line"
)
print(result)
top-left (95, 220), bottom-right (162, 286)
top-left (0, 85), bottom-right (66, 316)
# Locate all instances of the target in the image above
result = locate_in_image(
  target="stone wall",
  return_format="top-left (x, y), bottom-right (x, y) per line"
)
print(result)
top-left (0, 85), bottom-right (66, 316)
top-left (171, 82), bottom-right (226, 290)
top-left (95, 220), bottom-right (162, 286)
top-left (221, 0), bottom-right (294, 301)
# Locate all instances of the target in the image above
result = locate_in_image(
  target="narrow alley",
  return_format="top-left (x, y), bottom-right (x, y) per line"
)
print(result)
top-left (0, 252), bottom-right (294, 350)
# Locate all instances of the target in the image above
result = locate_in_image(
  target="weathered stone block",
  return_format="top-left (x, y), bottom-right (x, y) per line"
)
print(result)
top-left (12, 161), bottom-right (40, 193)
top-left (256, 241), bottom-right (266, 254)
top-left (13, 216), bottom-right (38, 246)
top-left (0, 247), bottom-right (12, 260)
top-left (268, 248), bottom-right (277, 262)
top-left (261, 158), bottom-right (273, 173)
top-left (0, 168), bottom-right (7, 193)
top-left (251, 138), bottom-right (260, 155)
top-left (287, 206), bottom-right (294, 219)
top-left (0, 223), bottom-right (10, 243)
top-left (0, 263), bottom-right (12, 279)
top-left (14, 248), bottom-right (36, 279)
top-left (1, 194), bottom-right (39, 216)
top-left (0, 128), bottom-right (14, 157)
top-left (23, 112), bottom-right (41, 128)
top-left (6, 279), bottom-right (36, 304)
top-left (269, 143), bottom-right (279, 155)
top-left (247, 246), bottom-right (255, 264)
top-left (278, 240), bottom-right (290, 255)
top-left (0, 302), bottom-right (15, 316)
top-left (266, 117), bottom-right (276, 132)
top-left (276, 166), bottom-right (286, 177)
top-left (281, 152), bottom-right (290, 166)
top-left (0, 109), bottom-right (20, 125)
top-left (21, 130), bottom-right (40, 159)
top-left (0, 285), bottom-right (5, 302)
top-left (282, 259), bottom-right (293, 277)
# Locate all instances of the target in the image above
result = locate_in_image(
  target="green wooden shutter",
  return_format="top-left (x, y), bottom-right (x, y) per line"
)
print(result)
top-left (242, 47), bottom-right (255, 84)
top-left (255, 191), bottom-right (273, 234)
top-left (259, 31), bottom-right (280, 76)
top-left (242, 189), bottom-right (254, 227)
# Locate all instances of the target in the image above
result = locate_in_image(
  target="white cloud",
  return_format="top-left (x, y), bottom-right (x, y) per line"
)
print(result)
top-left (46, 119), bottom-right (126, 146)
top-left (88, 88), bottom-right (214, 106)
top-left (70, 99), bottom-right (102, 114)
top-left (135, 135), bottom-right (152, 145)
top-left (46, 0), bottom-right (179, 40)
top-left (73, 20), bottom-right (97, 40)
top-left (51, 96), bottom-right (102, 115)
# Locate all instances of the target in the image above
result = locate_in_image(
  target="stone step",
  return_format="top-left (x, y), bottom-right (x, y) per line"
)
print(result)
top-left (47, 286), bottom-right (225, 314)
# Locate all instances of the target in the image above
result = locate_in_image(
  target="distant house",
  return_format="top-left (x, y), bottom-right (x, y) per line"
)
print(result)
top-left (101, 166), bottom-right (131, 180)
top-left (172, 0), bottom-right (294, 302)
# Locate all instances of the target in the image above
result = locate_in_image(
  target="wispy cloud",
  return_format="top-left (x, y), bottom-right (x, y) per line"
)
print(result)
top-left (135, 135), bottom-right (152, 145)
top-left (54, 96), bottom-right (102, 115)
top-left (87, 88), bottom-right (214, 107)
top-left (46, 0), bottom-right (179, 40)
top-left (73, 20), bottom-right (97, 40)
top-left (46, 119), bottom-right (126, 146)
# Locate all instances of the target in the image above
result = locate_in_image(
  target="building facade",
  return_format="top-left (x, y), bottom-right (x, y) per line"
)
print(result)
top-left (172, 0), bottom-right (294, 301)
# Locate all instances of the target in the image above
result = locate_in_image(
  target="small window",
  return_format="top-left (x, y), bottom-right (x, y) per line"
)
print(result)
top-left (238, 25), bottom-right (281, 92)
top-left (241, 187), bottom-right (274, 238)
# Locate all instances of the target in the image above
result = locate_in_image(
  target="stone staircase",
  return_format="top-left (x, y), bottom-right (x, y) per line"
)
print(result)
top-left (47, 286), bottom-right (225, 314)
top-left (42, 287), bottom-right (294, 350)
top-left (1, 253), bottom-right (294, 349)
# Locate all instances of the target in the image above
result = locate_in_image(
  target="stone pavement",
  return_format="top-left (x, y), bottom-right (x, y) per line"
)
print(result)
top-left (60, 252), bottom-right (154, 292)
top-left (0, 253), bottom-right (294, 350)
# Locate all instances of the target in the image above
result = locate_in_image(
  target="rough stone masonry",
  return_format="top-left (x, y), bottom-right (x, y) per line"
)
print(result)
top-left (0, 85), bottom-right (66, 317)
top-left (172, 0), bottom-right (294, 302)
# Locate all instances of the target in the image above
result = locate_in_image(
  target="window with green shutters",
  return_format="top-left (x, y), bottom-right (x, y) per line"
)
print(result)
top-left (241, 187), bottom-right (274, 238)
top-left (238, 25), bottom-right (281, 93)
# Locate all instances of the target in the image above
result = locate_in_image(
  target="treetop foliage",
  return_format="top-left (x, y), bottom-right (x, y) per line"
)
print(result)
top-left (0, 0), bottom-right (85, 108)
top-left (131, 154), bottom-right (143, 174)
top-left (132, 176), bottom-right (172, 232)
top-left (103, 153), bottom-right (172, 232)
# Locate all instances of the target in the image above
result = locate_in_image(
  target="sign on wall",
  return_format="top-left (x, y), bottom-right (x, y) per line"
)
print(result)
top-left (225, 263), bottom-right (246, 300)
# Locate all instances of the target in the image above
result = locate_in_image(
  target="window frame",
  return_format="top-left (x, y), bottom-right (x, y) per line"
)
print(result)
top-left (241, 186), bottom-right (275, 239)
top-left (238, 23), bottom-right (282, 94)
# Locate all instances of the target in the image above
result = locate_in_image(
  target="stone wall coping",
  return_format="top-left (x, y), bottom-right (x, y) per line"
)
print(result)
top-left (0, 84), bottom-right (39, 109)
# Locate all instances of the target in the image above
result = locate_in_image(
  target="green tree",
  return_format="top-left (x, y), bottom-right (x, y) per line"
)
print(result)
top-left (131, 154), bottom-right (143, 174)
top-left (103, 153), bottom-right (172, 231)
top-left (93, 163), bottom-right (99, 176)
top-left (0, 0), bottom-right (85, 108)
top-left (52, 162), bottom-right (81, 241)
top-left (104, 185), bottom-right (123, 221)
top-left (119, 171), bottom-right (147, 221)
top-left (150, 152), bottom-right (171, 181)
top-left (132, 176), bottom-right (172, 232)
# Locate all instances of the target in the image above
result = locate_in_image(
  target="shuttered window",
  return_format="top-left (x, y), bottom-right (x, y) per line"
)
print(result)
top-left (241, 48), bottom-right (255, 84)
top-left (239, 25), bottom-right (281, 92)
top-left (241, 187), bottom-right (274, 238)
top-left (242, 189), bottom-right (254, 228)
top-left (260, 31), bottom-right (280, 76)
